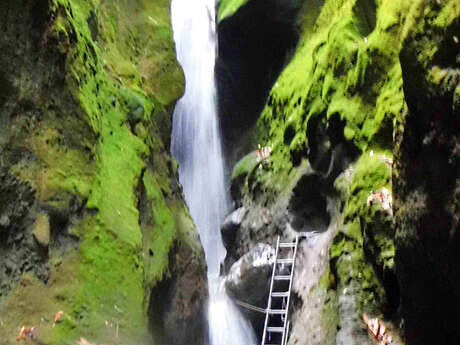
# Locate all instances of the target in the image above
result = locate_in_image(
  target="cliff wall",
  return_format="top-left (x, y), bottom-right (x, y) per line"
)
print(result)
top-left (0, 1), bottom-right (207, 344)
top-left (219, 0), bottom-right (459, 344)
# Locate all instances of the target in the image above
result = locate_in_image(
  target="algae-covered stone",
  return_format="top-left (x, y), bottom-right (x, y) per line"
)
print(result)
top-left (219, 0), bottom-right (415, 342)
top-left (33, 213), bottom-right (50, 248)
top-left (0, 0), bottom-right (205, 344)
top-left (230, 151), bottom-right (259, 202)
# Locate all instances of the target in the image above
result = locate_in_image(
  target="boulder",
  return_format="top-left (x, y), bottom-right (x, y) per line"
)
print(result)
top-left (225, 243), bottom-right (275, 306)
top-left (221, 207), bottom-right (247, 249)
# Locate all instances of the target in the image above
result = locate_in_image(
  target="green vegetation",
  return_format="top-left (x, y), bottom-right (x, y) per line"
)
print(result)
top-left (255, 0), bottom-right (409, 171)
top-left (330, 151), bottom-right (393, 314)
top-left (218, 0), bottom-right (249, 22)
top-left (0, 0), bottom-right (191, 343)
top-left (227, 0), bottom-right (418, 335)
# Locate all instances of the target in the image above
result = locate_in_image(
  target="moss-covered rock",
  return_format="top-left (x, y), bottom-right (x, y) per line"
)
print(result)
top-left (230, 151), bottom-right (260, 203)
top-left (218, 0), bottom-right (458, 343)
top-left (216, 0), bottom-right (303, 154)
top-left (33, 213), bottom-right (51, 248)
top-left (394, 1), bottom-right (460, 344)
top-left (0, 0), bottom-right (205, 344)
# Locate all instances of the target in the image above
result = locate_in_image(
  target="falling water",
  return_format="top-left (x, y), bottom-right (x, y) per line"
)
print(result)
top-left (171, 0), bottom-right (257, 344)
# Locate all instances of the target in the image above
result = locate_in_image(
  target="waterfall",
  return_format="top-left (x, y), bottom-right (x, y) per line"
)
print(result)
top-left (171, 0), bottom-right (257, 345)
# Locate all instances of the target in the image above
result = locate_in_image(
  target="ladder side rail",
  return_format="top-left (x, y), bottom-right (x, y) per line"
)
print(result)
top-left (281, 236), bottom-right (299, 345)
top-left (261, 236), bottom-right (280, 345)
top-left (284, 322), bottom-right (290, 345)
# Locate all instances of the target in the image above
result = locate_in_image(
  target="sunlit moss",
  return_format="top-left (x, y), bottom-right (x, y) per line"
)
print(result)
top-left (218, 0), bottom-right (249, 22)
top-left (1, 0), bottom-right (187, 343)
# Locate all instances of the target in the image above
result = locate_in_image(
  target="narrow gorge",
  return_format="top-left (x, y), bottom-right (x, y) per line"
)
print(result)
top-left (0, 0), bottom-right (459, 345)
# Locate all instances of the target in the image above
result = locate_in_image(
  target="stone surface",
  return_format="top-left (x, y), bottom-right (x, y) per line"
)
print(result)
top-left (225, 243), bottom-right (275, 306)
top-left (394, 2), bottom-right (460, 344)
top-left (0, 0), bottom-right (205, 344)
top-left (221, 207), bottom-right (247, 249)
top-left (32, 213), bottom-right (50, 248)
top-left (217, 1), bottom-right (459, 344)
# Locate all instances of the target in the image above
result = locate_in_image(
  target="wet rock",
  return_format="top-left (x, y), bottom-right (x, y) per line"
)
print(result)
top-left (0, 168), bottom-right (35, 233)
top-left (149, 240), bottom-right (208, 345)
top-left (221, 207), bottom-right (247, 249)
top-left (225, 243), bottom-right (275, 306)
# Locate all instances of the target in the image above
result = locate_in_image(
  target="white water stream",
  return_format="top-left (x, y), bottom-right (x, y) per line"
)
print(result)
top-left (171, 0), bottom-right (257, 344)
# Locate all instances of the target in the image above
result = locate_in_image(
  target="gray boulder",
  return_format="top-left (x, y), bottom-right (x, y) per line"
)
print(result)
top-left (221, 207), bottom-right (247, 250)
top-left (225, 243), bottom-right (275, 306)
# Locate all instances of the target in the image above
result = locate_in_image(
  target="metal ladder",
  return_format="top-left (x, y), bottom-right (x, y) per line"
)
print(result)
top-left (261, 235), bottom-right (299, 345)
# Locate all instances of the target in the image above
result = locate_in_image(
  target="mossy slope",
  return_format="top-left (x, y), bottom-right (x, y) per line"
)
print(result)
top-left (247, 4), bottom-right (408, 323)
top-left (0, 0), bottom-right (205, 344)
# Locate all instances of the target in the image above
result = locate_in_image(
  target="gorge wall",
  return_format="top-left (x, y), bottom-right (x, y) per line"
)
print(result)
top-left (218, 0), bottom-right (459, 344)
top-left (1, 0), bottom-right (459, 344)
top-left (0, 1), bottom-right (207, 344)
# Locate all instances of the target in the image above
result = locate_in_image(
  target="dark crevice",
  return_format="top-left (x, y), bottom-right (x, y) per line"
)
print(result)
top-left (284, 124), bottom-right (296, 145)
top-left (306, 113), bottom-right (359, 180)
top-left (87, 10), bottom-right (99, 42)
top-left (288, 173), bottom-right (331, 232)
top-left (217, 0), bottom-right (304, 153)
top-left (148, 269), bottom-right (172, 344)
top-left (432, 21), bottom-right (460, 69)
top-left (353, 0), bottom-right (377, 36)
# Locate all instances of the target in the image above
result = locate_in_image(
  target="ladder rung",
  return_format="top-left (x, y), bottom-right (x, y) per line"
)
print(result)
top-left (274, 275), bottom-right (291, 281)
top-left (271, 291), bottom-right (289, 298)
top-left (276, 258), bottom-right (293, 264)
top-left (268, 309), bottom-right (287, 314)
top-left (267, 327), bottom-right (284, 333)
top-left (279, 242), bottom-right (296, 248)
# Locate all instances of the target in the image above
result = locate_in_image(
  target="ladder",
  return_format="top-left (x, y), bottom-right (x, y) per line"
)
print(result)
top-left (261, 235), bottom-right (299, 345)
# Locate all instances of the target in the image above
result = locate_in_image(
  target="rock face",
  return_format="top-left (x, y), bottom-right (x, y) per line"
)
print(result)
top-left (394, 3), bottom-right (460, 344)
top-left (0, 1), bottom-right (207, 344)
top-left (218, 0), bottom-right (459, 344)
top-left (221, 207), bottom-right (247, 250)
top-left (225, 243), bottom-right (274, 338)
top-left (216, 0), bottom-right (303, 159)
top-left (225, 243), bottom-right (275, 306)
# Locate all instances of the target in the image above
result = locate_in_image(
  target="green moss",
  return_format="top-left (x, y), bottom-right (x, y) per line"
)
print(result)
top-left (33, 213), bottom-right (51, 248)
top-left (218, 0), bottom-right (249, 22)
top-left (328, 151), bottom-right (394, 314)
top-left (330, 227), bottom-right (386, 314)
top-left (141, 169), bottom-right (176, 287)
top-left (1, 0), bottom-right (188, 343)
top-left (11, 125), bottom-right (94, 202)
top-left (314, 267), bottom-right (340, 343)
top-left (252, 0), bottom-right (410, 178)
top-left (345, 150), bottom-right (391, 221)
top-left (231, 151), bottom-right (260, 180)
